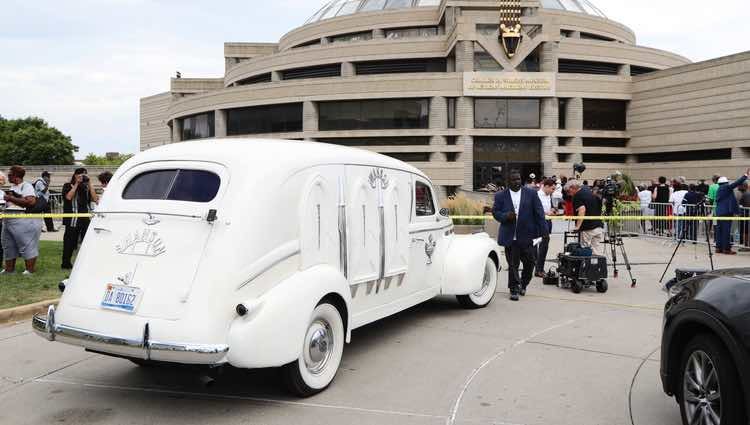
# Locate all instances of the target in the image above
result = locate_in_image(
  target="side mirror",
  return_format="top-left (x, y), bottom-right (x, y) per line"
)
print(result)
top-left (439, 208), bottom-right (450, 217)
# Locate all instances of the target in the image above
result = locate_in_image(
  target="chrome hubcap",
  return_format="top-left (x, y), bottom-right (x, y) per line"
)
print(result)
top-left (304, 320), bottom-right (333, 375)
top-left (473, 261), bottom-right (494, 297)
top-left (683, 350), bottom-right (721, 425)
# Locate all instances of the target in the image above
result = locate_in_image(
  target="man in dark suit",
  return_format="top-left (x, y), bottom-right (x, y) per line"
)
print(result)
top-left (493, 170), bottom-right (550, 301)
top-left (715, 169), bottom-right (749, 255)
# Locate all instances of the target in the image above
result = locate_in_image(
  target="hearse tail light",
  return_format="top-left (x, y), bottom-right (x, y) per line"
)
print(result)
top-left (236, 300), bottom-right (262, 317)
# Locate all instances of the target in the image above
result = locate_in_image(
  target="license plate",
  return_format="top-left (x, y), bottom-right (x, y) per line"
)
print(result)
top-left (101, 284), bottom-right (142, 313)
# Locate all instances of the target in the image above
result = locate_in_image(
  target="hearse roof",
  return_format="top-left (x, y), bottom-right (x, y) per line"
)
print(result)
top-left (132, 138), bottom-right (428, 180)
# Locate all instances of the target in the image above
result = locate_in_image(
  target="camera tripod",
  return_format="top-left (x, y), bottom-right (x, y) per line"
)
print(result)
top-left (601, 198), bottom-right (637, 287)
top-left (659, 215), bottom-right (715, 283)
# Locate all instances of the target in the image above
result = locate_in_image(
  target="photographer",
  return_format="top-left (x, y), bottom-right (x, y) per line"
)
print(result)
top-left (565, 179), bottom-right (604, 253)
top-left (61, 168), bottom-right (98, 269)
top-left (2, 166), bottom-right (42, 275)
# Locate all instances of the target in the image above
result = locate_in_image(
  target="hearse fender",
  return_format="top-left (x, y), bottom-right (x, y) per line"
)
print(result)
top-left (226, 264), bottom-right (351, 369)
top-left (440, 233), bottom-right (501, 296)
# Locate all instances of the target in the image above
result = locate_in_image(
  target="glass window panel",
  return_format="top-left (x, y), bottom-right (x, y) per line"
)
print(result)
top-left (415, 181), bottom-right (435, 216)
top-left (417, 0), bottom-right (439, 5)
top-left (318, 99), bottom-right (429, 131)
top-left (559, 0), bottom-right (583, 12)
top-left (579, 0), bottom-right (605, 17)
top-left (181, 112), bottom-right (215, 140)
top-left (447, 98), bottom-right (456, 129)
top-left (474, 99), bottom-right (508, 128)
top-left (167, 170), bottom-right (221, 203)
top-left (582, 99), bottom-right (627, 131)
top-left (306, 2), bottom-right (333, 23)
top-left (540, 0), bottom-right (564, 9)
top-left (360, 0), bottom-right (387, 11)
top-left (385, 0), bottom-right (412, 9)
top-left (337, 0), bottom-right (361, 16)
top-left (227, 103), bottom-right (303, 135)
top-left (123, 170), bottom-right (177, 200)
top-left (474, 43), bottom-right (502, 71)
top-left (508, 99), bottom-right (540, 129)
top-left (321, 1), bottom-right (345, 19)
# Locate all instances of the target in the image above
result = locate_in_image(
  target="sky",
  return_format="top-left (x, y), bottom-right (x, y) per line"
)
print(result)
top-left (1, 0), bottom-right (749, 157)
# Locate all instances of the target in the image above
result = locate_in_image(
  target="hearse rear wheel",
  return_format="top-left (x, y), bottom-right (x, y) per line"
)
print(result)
top-left (457, 257), bottom-right (498, 309)
top-left (282, 302), bottom-right (344, 397)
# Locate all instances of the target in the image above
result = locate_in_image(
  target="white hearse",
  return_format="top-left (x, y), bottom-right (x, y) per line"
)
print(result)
top-left (33, 139), bottom-right (500, 396)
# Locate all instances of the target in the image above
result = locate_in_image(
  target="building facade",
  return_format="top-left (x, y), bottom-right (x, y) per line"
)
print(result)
top-left (140, 0), bottom-right (750, 194)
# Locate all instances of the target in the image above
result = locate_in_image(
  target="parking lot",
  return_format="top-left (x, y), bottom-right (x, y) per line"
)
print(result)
top-left (0, 236), bottom-right (746, 425)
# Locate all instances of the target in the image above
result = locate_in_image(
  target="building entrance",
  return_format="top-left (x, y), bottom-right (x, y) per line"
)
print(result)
top-left (473, 137), bottom-right (542, 190)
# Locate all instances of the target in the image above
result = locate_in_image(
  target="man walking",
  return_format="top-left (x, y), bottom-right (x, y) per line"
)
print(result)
top-left (493, 170), bottom-right (549, 301)
top-left (714, 169), bottom-right (749, 255)
top-left (535, 178), bottom-right (558, 278)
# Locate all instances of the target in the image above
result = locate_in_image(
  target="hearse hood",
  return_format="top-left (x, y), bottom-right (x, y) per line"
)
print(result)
top-left (63, 161), bottom-right (228, 321)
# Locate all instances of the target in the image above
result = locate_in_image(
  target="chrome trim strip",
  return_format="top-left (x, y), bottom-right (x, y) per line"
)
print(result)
top-left (338, 204), bottom-right (348, 279)
top-left (409, 223), bottom-right (454, 235)
top-left (32, 314), bottom-right (230, 358)
top-left (378, 205), bottom-right (385, 280)
top-left (236, 240), bottom-right (301, 290)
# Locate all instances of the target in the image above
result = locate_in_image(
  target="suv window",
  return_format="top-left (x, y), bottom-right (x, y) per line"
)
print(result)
top-left (415, 181), bottom-right (435, 216)
top-left (123, 169), bottom-right (220, 202)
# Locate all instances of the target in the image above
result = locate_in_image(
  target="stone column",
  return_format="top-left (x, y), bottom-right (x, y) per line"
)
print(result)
top-left (271, 71), bottom-right (282, 82)
top-left (539, 41), bottom-right (558, 73)
top-left (455, 40), bottom-right (474, 73)
top-left (459, 136), bottom-right (474, 190)
top-left (431, 136), bottom-right (447, 162)
top-left (341, 62), bottom-right (355, 77)
top-left (540, 98), bottom-right (559, 176)
top-left (619, 64), bottom-right (631, 76)
top-left (171, 119), bottom-right (182, 143)
top-left (303, 101), bottom-right (318, 133)
top-left (566, 97), bottom-right (583, 131)
top-left (214, 110), bottom-right (227, 138)
top-left (430, 96), bottom-right (447, 129)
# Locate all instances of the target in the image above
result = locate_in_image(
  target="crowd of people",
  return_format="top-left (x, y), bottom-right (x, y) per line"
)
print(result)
top-left (0, 166), bottom-right (112, 275)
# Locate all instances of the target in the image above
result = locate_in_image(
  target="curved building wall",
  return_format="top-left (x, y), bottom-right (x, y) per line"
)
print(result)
top-left (141, 0), bottom-right (750, 195)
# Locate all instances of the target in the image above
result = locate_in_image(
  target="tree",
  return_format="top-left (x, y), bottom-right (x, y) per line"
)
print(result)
top-left (0, 116), bottom-right (78, 165)
top-left (82, 152), bottom-right (133, 166)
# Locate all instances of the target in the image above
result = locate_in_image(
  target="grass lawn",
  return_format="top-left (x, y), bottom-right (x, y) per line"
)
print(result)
top-left (0, 241), bottom-right (69, 309)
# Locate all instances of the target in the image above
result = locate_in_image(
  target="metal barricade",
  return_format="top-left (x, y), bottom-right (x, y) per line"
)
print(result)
top-left (740, 207), bottom-right (750, 250)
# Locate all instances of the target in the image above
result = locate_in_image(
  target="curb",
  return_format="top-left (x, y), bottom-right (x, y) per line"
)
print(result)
top-left (0, 299), bottom-right (60, 325)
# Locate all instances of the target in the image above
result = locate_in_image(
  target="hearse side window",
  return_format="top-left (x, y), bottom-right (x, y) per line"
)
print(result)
top-left (123, 169), bottom-right (220, 202)
top-left (415, 181), bottom-right (435, 216)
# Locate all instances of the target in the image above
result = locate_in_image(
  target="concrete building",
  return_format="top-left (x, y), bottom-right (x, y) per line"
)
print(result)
top-left (140, 0), bottom-right (750, 194)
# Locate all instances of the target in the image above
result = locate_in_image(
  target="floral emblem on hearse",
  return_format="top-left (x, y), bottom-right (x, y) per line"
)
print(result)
top-left (368, 168), bottom-right (389, 190)
top-left (116, 229), bottom-right (166, 257)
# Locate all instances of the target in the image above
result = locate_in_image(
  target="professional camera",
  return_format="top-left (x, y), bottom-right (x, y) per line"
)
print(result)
top-left (82, 175), bottom-right (90, 183)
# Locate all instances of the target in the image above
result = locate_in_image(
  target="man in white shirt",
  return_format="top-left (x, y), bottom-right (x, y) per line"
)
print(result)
top-left (2, 166), bottom-right (42, 274)
top-left (535, 179), bottom-right (558, 277)
top-left (638, 185), bottom-right (653, 233)
top-left (671, 184), bottom-right (689, 239)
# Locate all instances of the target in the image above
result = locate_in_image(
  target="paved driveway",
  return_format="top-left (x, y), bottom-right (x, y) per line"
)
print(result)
top-left (0, 238), bottom-right (745, 425)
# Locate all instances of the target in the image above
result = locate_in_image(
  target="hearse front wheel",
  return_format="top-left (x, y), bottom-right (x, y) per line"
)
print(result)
top-left (457, 257), bottom-right (498, 309)
top-left (282, 302), bottom-right (345, 397)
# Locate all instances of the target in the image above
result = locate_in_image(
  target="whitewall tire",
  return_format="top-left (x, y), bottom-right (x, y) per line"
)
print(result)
top-left (282, 302), bottom-right (345, 397)
top-left (457, 257), bottom-right (498, 309)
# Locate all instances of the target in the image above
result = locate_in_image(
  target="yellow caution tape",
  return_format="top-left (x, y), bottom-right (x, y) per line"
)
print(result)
top-left (0, 213), bottom-right (94, 219)
top-left (450, 215), bottom-right (750, 221)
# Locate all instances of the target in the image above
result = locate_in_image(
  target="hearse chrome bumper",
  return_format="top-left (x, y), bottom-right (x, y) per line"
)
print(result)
top-left (32, 306), bottom-right (229, 364)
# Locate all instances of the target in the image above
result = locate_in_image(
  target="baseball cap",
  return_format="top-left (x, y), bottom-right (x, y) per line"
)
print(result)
top-left (717, 177), bottom-right (729, 184)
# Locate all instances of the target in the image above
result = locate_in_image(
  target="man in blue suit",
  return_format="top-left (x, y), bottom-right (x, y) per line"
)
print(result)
top-left (715, 169), bottom-right (749, 255)
top-left (493, 170), bottom-right (550, 301)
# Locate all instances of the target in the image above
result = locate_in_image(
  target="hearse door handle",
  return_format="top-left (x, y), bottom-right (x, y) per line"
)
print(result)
top-left (93, 227), bottom-right (111, 234)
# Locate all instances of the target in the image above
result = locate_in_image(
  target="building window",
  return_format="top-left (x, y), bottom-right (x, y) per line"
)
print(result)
top-left (281, 64), bottom-right (341, 80)
top-left (559, 59), bottom-right (620, 75)
top-left (446, 152), bottom-right (458, 162)
top-left (227, 103), bottom-right (303, 135)
top-left (557, 153), bottom-right (571, 162)
top-left (473, 137), bottom-right (542, 190)
top-left (517, 48), bottom-right (540, 72)
top-left (631, 65), bottom-right (658, 76)
top-left (318, 98), bottom-right (430, 131)
top-left (236, 73), bottom-right (272, 86)
top-left (355, 58), bottom-right (446, 75)
top-left (447, 98), bottom-right (456, 129)
top-left (474, 43), bottom-right (502, 71)
top-left (293, 39), bottom-right (322, 49)
top-left (580, 32), bottom-right (614, 42)
top-left (384, 27), bottom-right (439, 39)
top-left (181, 112), bottom-right (215, 140)
top-left (384, 153), bottom-right (431, 162)
top-left (558, 98), bottom-right (568, 129)
top-left (331, 31), bottom-right (373, 43)
top-left (582, 138), bottom-right (629, 147)
top-left (583, 99), bottom-right (627, 131)
top-left (636, 149), bottom-right (732, 163)
top-left (316, 137), bottom-right (430, 146)
top-left (446, 135), bottom-right (457, 145)
top-left (474, 98), bottom-right (540, 129)
top-left (582, 154), bottom-right (628, 163)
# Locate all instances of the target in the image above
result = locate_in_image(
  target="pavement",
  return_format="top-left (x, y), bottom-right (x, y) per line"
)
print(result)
top-left (0, 236), bottom-right (746, 425)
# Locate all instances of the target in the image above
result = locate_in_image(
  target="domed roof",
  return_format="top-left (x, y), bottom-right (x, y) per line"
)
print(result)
top-left (306, 0), bottom-right (606, 24)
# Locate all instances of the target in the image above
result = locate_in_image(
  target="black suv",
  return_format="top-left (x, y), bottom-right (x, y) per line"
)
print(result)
top-left (661, 268), bottom-right (750, 425)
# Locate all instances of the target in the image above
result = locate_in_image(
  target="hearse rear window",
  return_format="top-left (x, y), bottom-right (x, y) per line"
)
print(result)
top-left (123, 169), bottom-right (220, 202)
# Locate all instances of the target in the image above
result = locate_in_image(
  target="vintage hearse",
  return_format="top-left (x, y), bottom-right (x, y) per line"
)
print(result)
top-left (33, 139), bottom-right (501, 396)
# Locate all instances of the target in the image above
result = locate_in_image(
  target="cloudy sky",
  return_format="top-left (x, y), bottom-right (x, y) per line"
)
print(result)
top-left (1, 0), bottom-right (748, 157)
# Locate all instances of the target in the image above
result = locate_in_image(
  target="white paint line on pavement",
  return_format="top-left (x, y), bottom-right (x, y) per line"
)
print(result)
top-left (34, 377), bottom-right (447, 420)
top-left (446, 315), bottom-right (592, 425)
top-left (627, 346), bottom-right (661, 425)
top-left (0, 331), bottom-right (32, 342)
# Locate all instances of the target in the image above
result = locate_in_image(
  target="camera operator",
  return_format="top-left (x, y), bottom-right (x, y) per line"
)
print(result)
top-left (565, 179), bottom-right (604, 253)
top-left (61, 168), bottom-right (98, 269)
